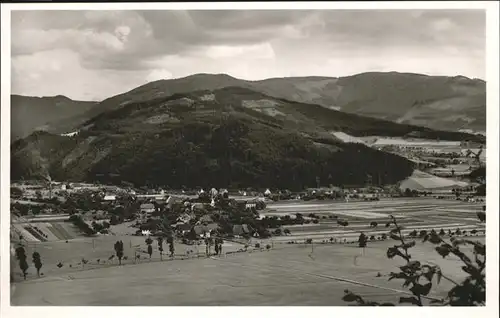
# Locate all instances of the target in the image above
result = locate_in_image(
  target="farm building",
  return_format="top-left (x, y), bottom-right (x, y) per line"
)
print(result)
top-left (399, 170), bottom-right (470, 192)
top-left (233, 224), bottom-right (252, 236)
top-left (193, 223), bottom-right (219, 237)
top-left (103, 195), bottom-right (116, 201)
top-left (139, 203), bottom-right (156, 221)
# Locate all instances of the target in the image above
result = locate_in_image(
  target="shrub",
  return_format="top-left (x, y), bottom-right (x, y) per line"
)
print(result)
top-left (342, 214), bottom-right (485, 306)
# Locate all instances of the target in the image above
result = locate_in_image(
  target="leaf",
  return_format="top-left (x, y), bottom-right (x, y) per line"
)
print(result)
top-left (402, 241), bottom-right (416, 249)
top-left (428, 234), bottom-right (442, 244)
top-left (473, 243), bottom-right (486, 256)
top-left (390, 233), bottom-right (401, 241)
top-left (388, 271), bottom-right (407, 281)
top-left (399, 296), bottom-right (421, 305)
top-left (452, 239), bottom-right (466, 247)
top-left (435, 245), bottom-right (451, 258)
top-left (421, 282), bottom-right (433, 296)
top-left (386, 247), bottom-right (408, 260)
top-left (410, 282), bottom-right (432, 296)
top-left (342, 290), bottom-right (361, 303)
top-left (403, 260), bottom-right (421, 271)
top-left (423, 270), bottom-right (435, 282)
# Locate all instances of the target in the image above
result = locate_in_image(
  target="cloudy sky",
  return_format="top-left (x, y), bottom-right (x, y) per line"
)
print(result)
top-left (11, 9), bottom-right (485, 101)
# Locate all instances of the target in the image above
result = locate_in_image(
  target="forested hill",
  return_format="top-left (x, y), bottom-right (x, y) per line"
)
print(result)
top-left (12, 87), bottom-right (417, 189)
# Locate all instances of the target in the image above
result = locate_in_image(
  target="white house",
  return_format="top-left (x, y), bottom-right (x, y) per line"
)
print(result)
top-left (210, 188), bottom-right (218, 197)
top-left (264, 189), bottom-right (272, 196)
top-left (103, 195), bottom-right (116, 201)
top-left (245, 203), bottom-right (257, 210)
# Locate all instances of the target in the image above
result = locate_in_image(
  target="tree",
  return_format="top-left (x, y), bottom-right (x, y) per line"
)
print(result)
top-left (145, 237), bottom-right (153, 259)
top-left (284, 228), bottom-right (291, 235)
top-left (114, 241), bottom-right (124, 265)
top-left (169, 242), bottom-right (175, 257)
top-left (110, 214), bottom-right (119, 225)
top-left (32, 251), bottom-right (42, 277)
top-left (337, 219), bottom-right (349, 228)
top-left (147, 245), bottom-right (153, 259)
top-left (11, 187), bottom-right (23, 198)
top-left (370, 221), bottom-right (378, 228)
top-left (157, 237), bottom-right (164, 260)
top-left (419, 230), bottom-right (428, 238)
top-left (342, 214), bottom-right (485, 306)
top-left (358, 233), bottom-right (368, 248)
top-left (265, 244), bottom-right (271, 251)
top-left (15, 246), bottom-right (29, 280)
top-left (477, 210), bottom-right (486, 222)
top-left (439, 229), bottom-right (446, 236)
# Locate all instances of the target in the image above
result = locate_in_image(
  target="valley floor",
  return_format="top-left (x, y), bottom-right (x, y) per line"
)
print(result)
top-left (10, 238), bottom-right (482, 306)
top-left (10, 197), bottom-right (486, 306)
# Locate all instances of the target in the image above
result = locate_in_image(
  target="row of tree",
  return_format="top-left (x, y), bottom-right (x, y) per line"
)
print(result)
top-left (14, 246), bottom-right (42, 280)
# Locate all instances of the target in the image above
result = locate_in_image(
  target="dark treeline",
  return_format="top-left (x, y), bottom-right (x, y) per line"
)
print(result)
top-left (86, 116), bottom-right (414, 190)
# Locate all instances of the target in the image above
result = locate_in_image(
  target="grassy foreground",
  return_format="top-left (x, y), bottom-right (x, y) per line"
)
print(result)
top-left (11, 238), bottom-right (482, 306)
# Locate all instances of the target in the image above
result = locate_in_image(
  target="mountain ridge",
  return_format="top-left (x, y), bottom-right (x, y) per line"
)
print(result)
top-left (12, 87), bottom-right (419, 189)
top-left (76, 72), bottom-right (488, 134)
top-left (11, 95), bottom-right (99, 142)
top-left (11, 71), bottom-right (486, 142)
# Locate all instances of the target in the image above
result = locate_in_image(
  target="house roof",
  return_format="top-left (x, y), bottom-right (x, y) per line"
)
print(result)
top-left (166, 196), bottom-right (184, 204)
top-left (193, 223), bottom-right (219, 235)
top-left (233, 224), bottom-right (251, 235)
top-left (175, 223), bottom-right (192, 231)
top-left (206, 223), bottom-right (219, 231)
top-left (193, 225), bottom-right (207, 235)
top-left (199, 215), bottom-right (213, 223)
top-left (140, 203), bottom-right (155, 210)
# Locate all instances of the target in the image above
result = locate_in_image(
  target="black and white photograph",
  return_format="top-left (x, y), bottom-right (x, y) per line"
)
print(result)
top-left (1, 1), bottom-right (499, 314)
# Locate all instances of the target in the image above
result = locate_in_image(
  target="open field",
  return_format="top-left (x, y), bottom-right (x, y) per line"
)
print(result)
top-left (10, 233), bottom-right (247, 282)
top-left (10, 197), bottom-right (486, 306)
top-left (263, 198), bottom-right (485, 242)
top-left (11, 238), bottom-right (483, 306)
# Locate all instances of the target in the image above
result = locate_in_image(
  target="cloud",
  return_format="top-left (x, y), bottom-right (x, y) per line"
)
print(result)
top-left (10, 9), bottom-right (486, 100)
top-left (146, 69), bottom-right (173, 82)
top-left (205, 43), bottom-right (275, 59)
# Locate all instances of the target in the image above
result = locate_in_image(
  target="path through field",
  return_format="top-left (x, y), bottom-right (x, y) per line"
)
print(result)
top-left (10, 197), bottom-right (486, 306)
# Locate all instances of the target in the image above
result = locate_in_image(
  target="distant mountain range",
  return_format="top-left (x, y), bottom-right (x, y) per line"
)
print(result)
top-left (11, 72), bottom-right (486, 141)
top-left (11, 95), bottom-right (98, 141)
top-left (11, 85), bottom-right (484, 189)
top-left (10, 72), bottom-right (486, 188)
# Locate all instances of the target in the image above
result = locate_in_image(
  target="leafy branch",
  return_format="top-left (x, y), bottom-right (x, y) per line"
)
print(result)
top-left (342, 213), bottom-right (486, 306)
